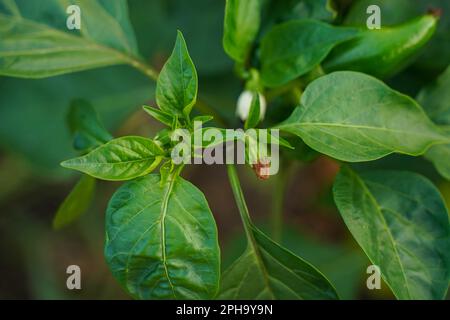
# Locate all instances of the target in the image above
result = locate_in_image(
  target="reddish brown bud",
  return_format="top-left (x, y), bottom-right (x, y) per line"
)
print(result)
top-left (252, 158), bottom-right (271, 180)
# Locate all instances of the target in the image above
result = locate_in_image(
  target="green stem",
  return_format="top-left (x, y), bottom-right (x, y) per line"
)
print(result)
top-left (226, 165), bottom-right (253, 240)
top-left (126, 57), bottom-right (159, 81)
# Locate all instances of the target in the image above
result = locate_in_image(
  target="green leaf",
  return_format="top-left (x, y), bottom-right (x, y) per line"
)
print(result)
top-left (143, 105), bottom-right (174, 127)
top-left (260, 20), bottom-right (358, 87)
top-left (192, 127), bottom-right (293, 151)
top-left (61, 136), bottom-right (164, 181)
top-left (192, 115), bottom-right (214, 124)
top-left (417, 66), bottom-right (450, 179)
top-left (52, 174), bottom-right (95, 229)
top-left (276, 71), bottom-right (449, 162)
top-left (244, 92), bottom-right (260, 130)
top-left (344, 0), bottom-right (450, 73)
top-left (324, 15), bottom-right (438, 79)
top-left (425, 138), bottom-right (450, 180)
top-left (220, 165), bottom-right (338, 299)
top-left (417, 66), bottom-right (450, 126)
top-left (0, 0), bottom-right (139, 78)
top-left (68, 99), bottom-right (112, 152)
top-left (104, 173), bottom-right (220, 299)
top-left (221, 224), bottom-right (367, 300)
top-left (333, 167), bottom-right (450, 299)
top-left (222, 0), bottom-right (262, 63)
top-left (156, 31), bottom-right (198, 118)
top-left (219, 224), bottom-right (339, 299)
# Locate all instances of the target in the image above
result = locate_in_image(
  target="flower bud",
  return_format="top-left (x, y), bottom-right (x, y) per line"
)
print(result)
top-left (236, 90), bottom-right (266, 122)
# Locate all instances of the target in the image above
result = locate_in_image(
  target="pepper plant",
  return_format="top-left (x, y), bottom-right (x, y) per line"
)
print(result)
top-left (1, 0), bottom-right (450, 300)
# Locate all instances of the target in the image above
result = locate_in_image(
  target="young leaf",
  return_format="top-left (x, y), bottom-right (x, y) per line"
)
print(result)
top-left (104, 173), bottom-right (220, 299)
top-left (61, 136), bottom-right (164, 181)
top-left (324, 15), bottom-right (438, 79)
top-left (276, 71), bottom-right (449, 162)
top-left (260, 20), bottom-right (358, 87)
top-left (244, 92), bottom-right (260, 130)
top-left (143, 105), bottom-right (174, 127)
top-left (333, 167), bottom-right (450, 299)
top-left (68, 99), bottom-right (112, 152)
top-left (156, 31), bottom-right (198, 118)
top-left (220, 165), bottom-right (338, 299)
top-left (52, 175), bottom-right (96, 230)
top-left (192, 115), bottom-right (214, 125)
top-left (223, 0), bottom-right (262, 63)
top-left (192, 127), bottom-right (293, 150)
top-left (0, 0), bottom-right (139, 78)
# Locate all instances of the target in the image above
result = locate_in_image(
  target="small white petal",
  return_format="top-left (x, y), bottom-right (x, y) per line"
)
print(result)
top-left (236, 90), bottom-right (267, 121)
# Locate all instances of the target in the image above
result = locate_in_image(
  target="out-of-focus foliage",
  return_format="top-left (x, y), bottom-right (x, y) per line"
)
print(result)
top-left (344, 0), bottom-right (450, 73)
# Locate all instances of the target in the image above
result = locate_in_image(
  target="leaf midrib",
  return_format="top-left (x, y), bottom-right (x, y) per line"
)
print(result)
top-left (159, 175), bottom-right (177, 299)
top-left (287, 122), bottom-right (446, 141)
top-left (0, 12), bottom-right (137, 65)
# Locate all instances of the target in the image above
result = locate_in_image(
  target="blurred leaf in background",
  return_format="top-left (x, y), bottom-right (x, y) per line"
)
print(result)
top-left (344, 0), bottom-right (450, 73)
top-left (0, 66), bottom-right (153, 177)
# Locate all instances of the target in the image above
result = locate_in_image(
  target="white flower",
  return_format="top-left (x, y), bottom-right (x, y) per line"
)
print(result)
top-left (236, 90), bottom-right (267, 122)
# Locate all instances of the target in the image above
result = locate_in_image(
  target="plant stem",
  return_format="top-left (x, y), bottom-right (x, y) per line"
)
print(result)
top-left (126, 58), bottom-right (159, 81)
top-left (226, 165), bottom-right (253, 240)
top-left (195, 99), bottom-right (228, 127)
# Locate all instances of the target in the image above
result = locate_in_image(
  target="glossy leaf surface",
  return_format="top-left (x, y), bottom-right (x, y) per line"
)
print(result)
top-left (61, 136), bottom-right (163, 181)
top-left (333, 167), bottom-right (450, 299)
top-left (156, 31), bottom-right (198, 117)
top-left (277, 72), bottom-right (449, 162)
top-left (105, 174), bottom-right (220, 299)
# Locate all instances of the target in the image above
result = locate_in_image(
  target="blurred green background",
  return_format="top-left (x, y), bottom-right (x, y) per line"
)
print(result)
top-left (0, 0), bottom-right (449, 299)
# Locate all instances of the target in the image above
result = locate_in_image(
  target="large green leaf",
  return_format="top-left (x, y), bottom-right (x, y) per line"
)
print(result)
top-left (156, 31), bottom-right (198, 117)
top-left (222, 0), bottom-right (262, 63)
top-left (67, 99), bottom-right (112, 152)
top-left (260, 20), bottom-right (358, 87)
top-left (324, 15), bottom-right (437, 79)
top-left (276, 71), bottom-right (449, 162)
top-left (104, 173), bottom-right (220, 299)
top-left (219, 165), bottom-right (338, 299)
top-left (344, 0), bottom-right (450, 73)
top-left (61, 136), bottom-right (164, 181)
top-left (52, 174), bottom-right (95, 229)
top-left (0, 0), bottom-right (139, 78)
top-left (417, 66), bottom-right (450, 179)
top-left (219, 225), bottom-right (339, 299)
top-left (333, 167), bottom-right (450, 299)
